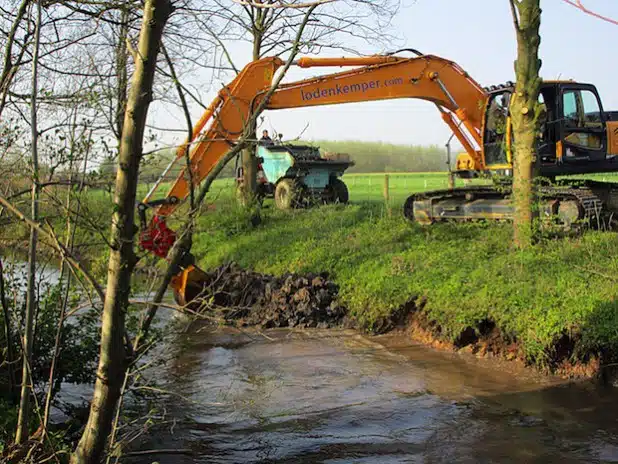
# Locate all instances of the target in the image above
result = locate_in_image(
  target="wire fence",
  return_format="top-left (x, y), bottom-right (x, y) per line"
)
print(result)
top-left (25, 170), bottom-right (618, 214)
top-left (341, 173), bottom-right (454, 206)
top-left (190, 172), bottom-right (461, 210)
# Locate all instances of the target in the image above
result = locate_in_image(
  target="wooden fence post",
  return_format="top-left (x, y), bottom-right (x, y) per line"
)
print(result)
top-left (383, 174), bottom-right (391, 217)
top-left (448, 172), bottom-right (455, 189)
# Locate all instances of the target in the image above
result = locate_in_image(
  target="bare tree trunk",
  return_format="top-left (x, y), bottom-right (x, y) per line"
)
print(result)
top-left (241, 22), bottom-right (265, 202)
top-left (15, 0), bottom-right (41, 444)
top-left (71, 1), bottom-right (172, 462)
top-left (509, 0), bottom-right (542, 249)
top-left (241, 132), bottom-right (258, 201)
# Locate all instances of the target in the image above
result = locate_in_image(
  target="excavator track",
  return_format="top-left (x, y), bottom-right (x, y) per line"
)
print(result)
top-left (539, 186), bottom-right (603, 226)
top-left (403, 181), bottom-right (618, 228)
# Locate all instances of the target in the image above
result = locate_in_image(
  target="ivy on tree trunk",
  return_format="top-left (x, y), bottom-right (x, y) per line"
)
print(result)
top-left (240, 26), bottom-right (265, 204)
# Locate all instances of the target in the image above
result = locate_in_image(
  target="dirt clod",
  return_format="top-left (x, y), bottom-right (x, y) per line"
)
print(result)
top-left (190, 263), bottom-right (349, 329)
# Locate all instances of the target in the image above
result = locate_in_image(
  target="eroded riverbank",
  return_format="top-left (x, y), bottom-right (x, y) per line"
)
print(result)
top-left (127, 326), bottom-right (618, 463)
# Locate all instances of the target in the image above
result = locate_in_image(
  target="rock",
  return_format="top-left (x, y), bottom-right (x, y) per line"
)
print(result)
top-left (293, 287), bottom-right (311, 303)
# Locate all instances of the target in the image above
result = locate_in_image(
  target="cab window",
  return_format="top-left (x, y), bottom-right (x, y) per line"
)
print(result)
top-left (563, 91), bottom-right (578, 126)
top-left (486, 93), bottom-right (509, 136)
top-left (483, 92), bottom-right (510, 166)
top-left (563, 89), bottom-right (603, 128)
top-left (562, 88), bottom-right (604, 150)
top-left (538, 93), bottom-right (547, 138)
top-left (581, 90), bottom-right (601, 124)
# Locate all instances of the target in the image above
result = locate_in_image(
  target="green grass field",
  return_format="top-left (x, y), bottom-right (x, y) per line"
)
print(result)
top-left (190, 171), bottom-right (618, 369)
top-left (196, 171), bottom-right (618, 208)
top-left (199, 171), bottom-right (480, 208)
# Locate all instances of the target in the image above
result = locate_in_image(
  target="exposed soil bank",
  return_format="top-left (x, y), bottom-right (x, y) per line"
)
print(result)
top-left (192, 263), bottom-right (608, 381)
top-left (368, 295), bottom-right (605, 381)
top-left (398, 304), bottom-right (602, 380)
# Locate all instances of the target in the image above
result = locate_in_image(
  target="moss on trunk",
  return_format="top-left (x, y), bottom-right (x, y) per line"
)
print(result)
top-left (509, 0), bottom-right (543, 248)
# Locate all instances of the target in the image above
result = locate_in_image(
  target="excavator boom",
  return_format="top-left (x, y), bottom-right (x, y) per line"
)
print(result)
top-left (266, 55), bottom-right (486, 162)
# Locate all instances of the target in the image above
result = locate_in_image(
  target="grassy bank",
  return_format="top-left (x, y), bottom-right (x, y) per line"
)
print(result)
top-left (3, 171), bottom-right (618, 370)
top-left (192, 172), bottom-right (618, 369)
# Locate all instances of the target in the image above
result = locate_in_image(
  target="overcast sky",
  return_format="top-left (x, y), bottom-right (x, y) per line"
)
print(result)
top-left (151, 0), bottom-right (618, 150)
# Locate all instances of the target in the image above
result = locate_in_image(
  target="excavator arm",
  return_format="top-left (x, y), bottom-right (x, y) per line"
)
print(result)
top-left (138, 52), bottom-right (489, 302)
top-left (265, 55), bottom-right (486, 153)
top-left (138, 57), bottom-right (285, 258)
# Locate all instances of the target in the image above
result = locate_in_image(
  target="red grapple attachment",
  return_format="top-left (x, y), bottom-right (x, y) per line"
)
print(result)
top-left (139, 215), bottom-right (177, 258)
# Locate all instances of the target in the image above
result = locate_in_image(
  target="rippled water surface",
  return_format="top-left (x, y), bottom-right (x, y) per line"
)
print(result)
top-left (128, 327), bottom-right (618, 463)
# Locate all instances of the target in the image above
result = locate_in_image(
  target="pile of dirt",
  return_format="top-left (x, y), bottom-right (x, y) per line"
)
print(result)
top-left (192, 263), bottom-right (349, 329)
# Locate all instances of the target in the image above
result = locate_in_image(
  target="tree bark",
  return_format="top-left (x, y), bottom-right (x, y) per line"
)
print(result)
top-left (114, 6), bottom-right (130, 142)
top-left (71, 1), bottom-right (172, 462)
top-left (509, 0), bottom-right (542, 249)
top-left (241, 13), bottom-right (266, 202)
top-left (241, 133), bottom-right (258, 202)
top-left (15, 0), bottom-right (41, 444)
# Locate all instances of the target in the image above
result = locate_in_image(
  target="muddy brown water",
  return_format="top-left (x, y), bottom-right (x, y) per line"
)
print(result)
top-left (126, 326), bottom-right (618, 463)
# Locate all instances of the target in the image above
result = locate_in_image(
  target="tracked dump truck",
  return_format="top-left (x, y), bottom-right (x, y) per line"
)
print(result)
top-left (138, 50), bottom-right (618, 305)
top-left (235, 144), bottom-right (353, 209)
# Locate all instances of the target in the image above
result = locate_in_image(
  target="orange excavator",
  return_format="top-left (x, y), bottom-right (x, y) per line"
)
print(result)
top-left (138, 50), bottom-right (618, 304)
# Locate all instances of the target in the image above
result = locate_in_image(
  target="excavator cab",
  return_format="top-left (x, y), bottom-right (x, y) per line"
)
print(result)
top-left (556, 83), bottom-right (607, 164)
top-left (479, 82), bottom-right (618, 178)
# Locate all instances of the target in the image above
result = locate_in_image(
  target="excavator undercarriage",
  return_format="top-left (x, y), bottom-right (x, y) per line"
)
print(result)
top-left (405, 180), bottom-right (618, 230)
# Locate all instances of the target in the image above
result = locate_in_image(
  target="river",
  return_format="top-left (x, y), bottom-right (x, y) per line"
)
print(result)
top-left (6, 256), bottom-right (618, 462)
top-left (125, 325), bottom-right (618, 463)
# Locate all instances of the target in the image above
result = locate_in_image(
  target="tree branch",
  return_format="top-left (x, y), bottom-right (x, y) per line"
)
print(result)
top-left (561, 0), bottom-right (618, 25)
top-left (509, 0), bottom-right (521, 32)
top-left (232, 0), bottom-right (335, 8)
top-left (161, 43), bottom-right (195, 209)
